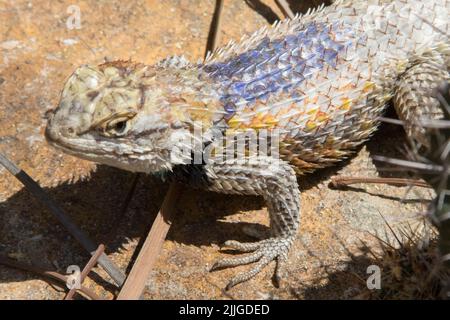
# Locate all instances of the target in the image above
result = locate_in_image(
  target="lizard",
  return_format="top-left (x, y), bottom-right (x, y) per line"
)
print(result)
top-left (45, 0), bottom-right (450, 290)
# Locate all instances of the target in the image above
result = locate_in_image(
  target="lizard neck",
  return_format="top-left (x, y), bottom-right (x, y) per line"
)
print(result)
top-left (152, 66), bottom-right (226, 131)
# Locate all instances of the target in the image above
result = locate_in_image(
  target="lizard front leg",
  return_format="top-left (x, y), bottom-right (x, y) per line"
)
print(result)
top-left (172, 156), bottom-right (300, 290)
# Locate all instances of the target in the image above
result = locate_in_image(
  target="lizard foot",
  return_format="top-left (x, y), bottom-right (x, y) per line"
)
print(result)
top-left (210, 237), bottom-right (292, 290)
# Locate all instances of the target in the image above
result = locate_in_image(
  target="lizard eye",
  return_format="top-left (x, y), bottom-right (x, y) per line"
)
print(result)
top-left (114, 120), bottom-right (127, 133)
top-left (106, 118), bottom-right (130, 136)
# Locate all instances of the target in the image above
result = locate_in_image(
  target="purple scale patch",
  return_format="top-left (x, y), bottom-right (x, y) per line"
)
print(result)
top-left (203, 21), bottom-right (356, 115)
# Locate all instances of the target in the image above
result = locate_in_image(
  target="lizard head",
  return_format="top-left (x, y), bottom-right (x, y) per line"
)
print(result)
top-left (46, 59), bottom-right (216, 173)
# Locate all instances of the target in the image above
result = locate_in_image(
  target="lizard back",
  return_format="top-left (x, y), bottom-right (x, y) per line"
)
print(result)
top-left (202, 0), bottom-right (450, 173)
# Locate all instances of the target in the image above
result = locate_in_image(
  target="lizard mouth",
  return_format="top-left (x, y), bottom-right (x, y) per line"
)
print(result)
top-left (45, 113), bottom-right (122, 158)
top-left (45, 129), bottom-right (114, 162)
top-left (45, 118), bottom-right (172, 173)
top-left (46, 124), bottom-right (123, 158)
top-left (45, 109), bottom-right (114, 155)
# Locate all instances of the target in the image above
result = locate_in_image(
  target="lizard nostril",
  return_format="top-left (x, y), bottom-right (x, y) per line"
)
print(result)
top-left (66, 127), bottom-right (75, 135)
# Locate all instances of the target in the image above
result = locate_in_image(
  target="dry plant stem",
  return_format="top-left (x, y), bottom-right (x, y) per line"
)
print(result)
top-left (64, 244), bottom-right (105, 300)
top-left (205, 0), bottom-right (224, 58)
top-left (331, 176), bottom-right (431, 188)
top-left (117, 183), bottom-right (182, 300)
top-left (275, 0), bottom-right (295, 19)
top-left (0, 152), bottom-right (126, 286)
top-left (0, 255), bottom-right (101, 300)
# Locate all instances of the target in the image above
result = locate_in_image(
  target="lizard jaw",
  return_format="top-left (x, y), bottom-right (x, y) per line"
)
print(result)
top-left (45, 120), bottom-right (173, 174)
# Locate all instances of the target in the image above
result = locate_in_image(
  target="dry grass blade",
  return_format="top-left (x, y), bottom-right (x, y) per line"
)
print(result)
top-left (359, 221), bottom-right (450, 299)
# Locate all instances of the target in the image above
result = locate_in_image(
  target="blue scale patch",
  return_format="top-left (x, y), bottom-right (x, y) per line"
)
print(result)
top-left (203, 21), bottom-right (356, 117)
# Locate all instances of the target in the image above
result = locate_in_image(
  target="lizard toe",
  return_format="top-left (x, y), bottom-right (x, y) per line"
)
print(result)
top-left (212, 237), bottom-right (292, 289)
top-left (223, 239), bottom-right (261, 252)
top-left (273, 255), bottom-right (287, 288)
top-left (225, 256), bottom-right (272, 290)
top-left (211, 250), bottom-right (263, 271)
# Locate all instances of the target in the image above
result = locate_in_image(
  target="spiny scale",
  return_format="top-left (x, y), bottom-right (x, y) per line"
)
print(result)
top-left (197, 0), bottom-right (450, 173)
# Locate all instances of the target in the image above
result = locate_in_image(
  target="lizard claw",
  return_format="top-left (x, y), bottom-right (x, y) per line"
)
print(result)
top-left (210, 237), bottom-right (292, 290)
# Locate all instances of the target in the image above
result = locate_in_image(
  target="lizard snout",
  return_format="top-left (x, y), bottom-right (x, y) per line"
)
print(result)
top-left (45, 116), bottom-right (72, 143)
top-left (45, 108), bottom-right (88, 143)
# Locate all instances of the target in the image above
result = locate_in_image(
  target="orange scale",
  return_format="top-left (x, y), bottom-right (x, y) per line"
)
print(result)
top-left (339, 97), bottom-right (352, 110)
top-left (305, 119), bottom-right (317, 132)
top-left (314, 111), bottom-right (329, 122)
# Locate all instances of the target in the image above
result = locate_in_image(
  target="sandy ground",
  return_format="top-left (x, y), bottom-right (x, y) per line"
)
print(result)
top-left (0, 0), bottom-right (434, 299)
